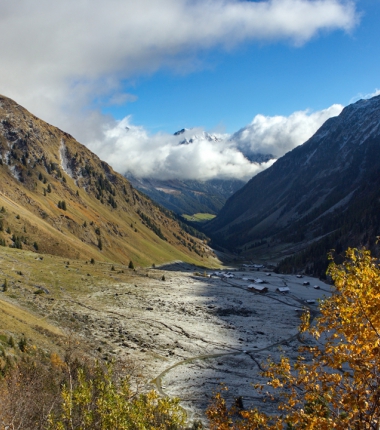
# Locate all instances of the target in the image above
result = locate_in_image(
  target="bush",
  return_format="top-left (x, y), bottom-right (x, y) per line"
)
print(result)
top-left (58, 201), bottom-right (67, 210)
top-left (7, 336), bottom-right (14, 348)
top-left (0, 353), bottom-right (187, 430)
top-left (18, 337), bottom-right (27, 352)
top-left (46, 362), bottom-right (186, 430)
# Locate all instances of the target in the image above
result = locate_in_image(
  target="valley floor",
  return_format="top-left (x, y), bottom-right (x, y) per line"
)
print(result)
top-left (0, 249), bottom-right (331, 424)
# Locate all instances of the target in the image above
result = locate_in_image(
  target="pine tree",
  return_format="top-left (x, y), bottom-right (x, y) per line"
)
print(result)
top-left (8, 335), bottom-right (14, 348)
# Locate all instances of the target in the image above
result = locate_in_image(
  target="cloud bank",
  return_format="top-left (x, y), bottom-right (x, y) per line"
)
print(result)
top-left (0, 0), bottom-right (356, 181)
top-left (87, 104), bottom-right (343, 181)
top-left (231, 104), bottom-right (344, 158)
top-left (0, 0), bottom-right (356, 132)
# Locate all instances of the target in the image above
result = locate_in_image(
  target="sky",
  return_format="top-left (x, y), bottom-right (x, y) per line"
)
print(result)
top-left (0, 0), bottom-right (379, 181)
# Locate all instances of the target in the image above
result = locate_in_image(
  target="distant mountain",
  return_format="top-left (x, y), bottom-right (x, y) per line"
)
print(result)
top-left (125, 128), bottom-right (247, 215)
top-left (125, 174), bottom-right (245, 215)
top-left (205, 96), bottom-right (380, 276)
top-left (0, 95), bottom-right (217, 267)
top-left (174, 128), bottom-right (225, 145)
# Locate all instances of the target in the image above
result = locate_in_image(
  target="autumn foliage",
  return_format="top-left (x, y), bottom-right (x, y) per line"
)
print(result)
top-left (0, 353), bottom-right (186, 430)
top-left (207, 247), bottom-right (380, 429)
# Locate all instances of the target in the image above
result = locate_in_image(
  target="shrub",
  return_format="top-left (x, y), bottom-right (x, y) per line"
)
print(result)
top-left (7, 336), bottom-right (14, 348)
top-left (18, 337), bottom-right (27, 352)
top-left (46, 361), bottom-right (186, 430)
top-left (0, 351), bottom-right (189, 430)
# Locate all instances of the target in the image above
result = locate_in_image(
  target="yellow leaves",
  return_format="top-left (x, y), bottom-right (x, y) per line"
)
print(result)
top-left (208, 245), bottom-right (380, 430)
top-left (48, 361), bottom-right (186, 430)
top-left (50, 352), bottom-right (66, 369)
top-left (300, 310), bottom-right (310, 333)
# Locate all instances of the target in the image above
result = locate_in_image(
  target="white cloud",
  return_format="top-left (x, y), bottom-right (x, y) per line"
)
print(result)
top-left (88, 119), bottom-right (274, 181)
top-left (231, 104), bottom-right (344, 158)
top-left (0, 0), bottom-right (357, 140)
top-left (0, 1), bottom-right (356, 182)
top-left (87, 104), bottom-right (341, 182)
top-left (350, 88), bottom-right (380, 103)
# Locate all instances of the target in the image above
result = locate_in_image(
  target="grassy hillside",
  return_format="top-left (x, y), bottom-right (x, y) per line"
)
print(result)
top-left (0, 95), bottom-right (220, 268)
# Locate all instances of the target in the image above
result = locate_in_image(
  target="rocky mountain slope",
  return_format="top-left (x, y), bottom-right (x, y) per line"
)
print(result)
top-left (0, 95), bottom-right (217, 267)
top-left (205, 95), bottom-right (380, 274)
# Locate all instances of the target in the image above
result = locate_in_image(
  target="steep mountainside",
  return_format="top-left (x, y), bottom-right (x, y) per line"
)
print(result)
top-left (0, 95), bottom-right (217, 267)
top-left (205, 96), bottom-right (380, 274)
top-left (125, 174), bottom-right (245, 215)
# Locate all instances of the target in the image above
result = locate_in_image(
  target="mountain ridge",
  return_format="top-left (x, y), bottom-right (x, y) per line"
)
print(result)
top-left (125, 174), bottom-right (246, 215)
top-left (205, 95), bottom-right (380, 274)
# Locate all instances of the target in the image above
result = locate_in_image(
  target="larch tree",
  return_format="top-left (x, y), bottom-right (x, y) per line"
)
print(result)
top-left (207, 247), bottom-right (380, 429)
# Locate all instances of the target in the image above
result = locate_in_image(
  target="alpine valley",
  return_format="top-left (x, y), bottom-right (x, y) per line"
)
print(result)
top-left (1, 93), bottom-right (380, 427)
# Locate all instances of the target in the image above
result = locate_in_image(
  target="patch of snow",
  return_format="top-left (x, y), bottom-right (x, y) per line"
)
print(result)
top-left (9, 165), bottom-right (20, 181)
top-left (304, 148), bottom-right (317, 165)
top-left (314, 189), bottom-right (357, 221)
top-left (3, 150), bottom-right (10, 163)
top-left (60, 139), bottom-right (74, 179)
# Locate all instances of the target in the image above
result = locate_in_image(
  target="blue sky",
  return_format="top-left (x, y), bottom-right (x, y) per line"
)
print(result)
top-left (104, 0), bottom-right (380, 134)
top-left (0, 0), bottom-right (379, 180)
